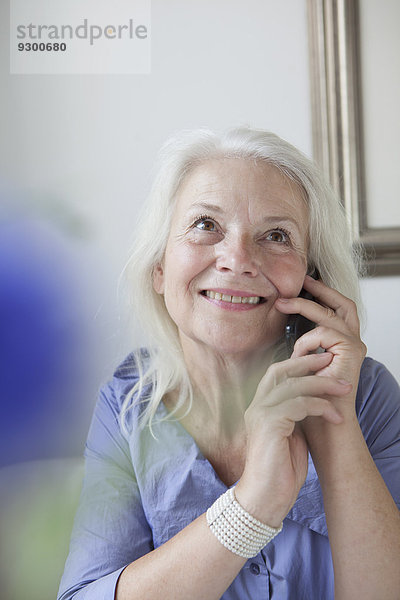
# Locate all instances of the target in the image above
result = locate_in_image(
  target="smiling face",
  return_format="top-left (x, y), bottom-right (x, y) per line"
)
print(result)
top-left (153, 158), bottom-right (309, 358)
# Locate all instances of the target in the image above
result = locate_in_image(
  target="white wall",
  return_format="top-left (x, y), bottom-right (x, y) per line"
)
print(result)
top-left (360, 277), bottom-right (400, 380)
top-left (359, 0), bottom-right (400, 227)
top-left (1, 0), bottom-right (399, 415)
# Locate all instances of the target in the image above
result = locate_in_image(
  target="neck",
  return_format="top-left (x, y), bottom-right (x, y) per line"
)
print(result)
top-left (167, 337), bottom-right (276, 443)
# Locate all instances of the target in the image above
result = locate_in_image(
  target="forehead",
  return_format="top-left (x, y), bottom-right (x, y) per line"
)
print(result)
top-left (173, 158), bottom-right (308, 223)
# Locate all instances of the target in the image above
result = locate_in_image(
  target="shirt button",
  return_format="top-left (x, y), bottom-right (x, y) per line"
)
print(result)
top-left (250, 562), bottom-right (260, 575)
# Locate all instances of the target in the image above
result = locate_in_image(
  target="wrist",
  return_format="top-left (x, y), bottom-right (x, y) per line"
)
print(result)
top-left (302, 411), bottom-right (360, 447)
top-left (234, 480), bottom-right (286, 529)
top-left (303, 416), bottom-right (371, 487)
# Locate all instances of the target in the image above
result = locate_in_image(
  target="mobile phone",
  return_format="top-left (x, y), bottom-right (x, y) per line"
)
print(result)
top-left (285, 269), bottom-right (319, 357)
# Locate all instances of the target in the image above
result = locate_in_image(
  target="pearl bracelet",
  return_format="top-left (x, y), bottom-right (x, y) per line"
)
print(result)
top-left (206, 488), bottom-right (283, 559)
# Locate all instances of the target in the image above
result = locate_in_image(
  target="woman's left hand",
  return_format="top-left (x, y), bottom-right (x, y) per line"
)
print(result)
top-left (275, 275), bottom-right (367, 420)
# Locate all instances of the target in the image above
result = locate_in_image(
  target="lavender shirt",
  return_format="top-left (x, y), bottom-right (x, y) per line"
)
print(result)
top-left (58, 355), bottom-right (400, 600)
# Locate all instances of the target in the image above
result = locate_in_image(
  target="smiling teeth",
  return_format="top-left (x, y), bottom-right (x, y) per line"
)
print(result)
top-left (204, 291), bottom-right (261, 304)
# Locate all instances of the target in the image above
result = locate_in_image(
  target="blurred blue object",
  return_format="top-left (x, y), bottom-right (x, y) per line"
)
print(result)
top-left (0, 214), bottom-right (91, 467)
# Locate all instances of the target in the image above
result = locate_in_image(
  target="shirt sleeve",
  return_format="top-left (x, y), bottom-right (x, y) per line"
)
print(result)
top-left (57, 380), bottom-right (153, 600)
top-left (356, 358), bottom-right (400, 509)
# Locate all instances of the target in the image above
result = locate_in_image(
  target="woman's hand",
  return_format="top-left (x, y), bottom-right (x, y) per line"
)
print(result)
top-left (235, 352), bottom-right (351, 527)
top-left (275, 275), bottom-right (367, 420)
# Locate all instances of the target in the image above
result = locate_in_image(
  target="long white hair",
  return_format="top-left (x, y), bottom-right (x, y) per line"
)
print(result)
top-left (120, 126), bottom-right (364, 433)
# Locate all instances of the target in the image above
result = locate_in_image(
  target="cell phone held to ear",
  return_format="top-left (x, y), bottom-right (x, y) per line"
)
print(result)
top-left (285, 270), bottom-right (319, 357)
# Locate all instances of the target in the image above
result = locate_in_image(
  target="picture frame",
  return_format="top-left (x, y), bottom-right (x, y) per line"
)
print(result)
top-left (307, 0), bottom-right (400, 276)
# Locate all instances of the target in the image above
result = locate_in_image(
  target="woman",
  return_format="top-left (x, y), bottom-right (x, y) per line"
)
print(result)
top-left (58, 128), bottom-right (400, 600)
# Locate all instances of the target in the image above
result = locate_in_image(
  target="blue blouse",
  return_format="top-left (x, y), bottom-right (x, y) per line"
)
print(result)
top-left (58, 355), bottom-right (400, 600)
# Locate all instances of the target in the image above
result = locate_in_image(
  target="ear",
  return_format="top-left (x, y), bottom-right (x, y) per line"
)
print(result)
top-left (152, 263), bottom-right (165, 294)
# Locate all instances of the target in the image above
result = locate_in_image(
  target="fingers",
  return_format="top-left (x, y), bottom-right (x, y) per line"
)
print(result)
top-left (259, 352), bottom-right (333, 393)
top-left (248, 354), bottom-right (350, 431)
top-left (245, 392), bottom-right (344, 440)
top-left (271, 396), bottom-right (344, 426)
top-left (303, 274), bottom-right (358, 319)
top-left (290, 325), bottom-right (367, 363)
top-left (275, 277), bottom-right (360, 335)
top-left (266, 375), bottom-right (352, 408)
top-left (276, 297), bottom-right (354, 336)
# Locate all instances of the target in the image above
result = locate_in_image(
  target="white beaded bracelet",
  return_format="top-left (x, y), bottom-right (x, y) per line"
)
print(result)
top-left (206, 488), bottom-right (283, 559)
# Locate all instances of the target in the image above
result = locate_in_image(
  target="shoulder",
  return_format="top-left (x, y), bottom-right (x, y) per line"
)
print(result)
top-left (356, 357), bottom-right (400, 509)
top-left (99, 349), bottom-right (150, 414)
top-left (88, 349), bottom-right (151, 443)
top-left (356, 356), bottom-right (400, 451)
top-left (84, 350), bottom-right (151, 467)
top-left (356, 357), bottom-right (399, 412)
top-left (112, 348), bottom-right (150, 381)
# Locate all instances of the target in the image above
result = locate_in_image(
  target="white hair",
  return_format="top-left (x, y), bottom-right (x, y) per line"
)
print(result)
top-left (120, 126), bottom-right (365, 434)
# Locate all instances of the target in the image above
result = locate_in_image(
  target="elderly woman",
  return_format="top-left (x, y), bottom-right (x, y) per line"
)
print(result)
top-left (58, 128), bottom-right (400, 600)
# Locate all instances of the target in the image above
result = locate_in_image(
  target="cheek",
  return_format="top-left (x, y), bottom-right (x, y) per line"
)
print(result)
top-left (165, 243), bottom-right (214, 288)
top-left (265, 254), bottom-right (307, 297)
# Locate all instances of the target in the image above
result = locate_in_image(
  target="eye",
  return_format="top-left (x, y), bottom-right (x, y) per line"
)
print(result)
top-left (193, 215), bottom-right (218, 232)
top-left (265, 228), bottom-right (290, 243)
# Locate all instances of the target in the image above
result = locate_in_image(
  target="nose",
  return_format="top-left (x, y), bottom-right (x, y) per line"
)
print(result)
top-left (215, 234), bottom-right (259, 277)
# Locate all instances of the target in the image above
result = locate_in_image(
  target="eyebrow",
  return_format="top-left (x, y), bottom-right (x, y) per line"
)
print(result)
top-left (186, 202), bottom-right (224, 215)
top-left (262, 216), bottom-right (301, 227)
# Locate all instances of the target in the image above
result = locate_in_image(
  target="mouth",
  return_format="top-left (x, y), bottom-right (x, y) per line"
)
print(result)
top-left (200, 290), bottom-right (266, 305)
